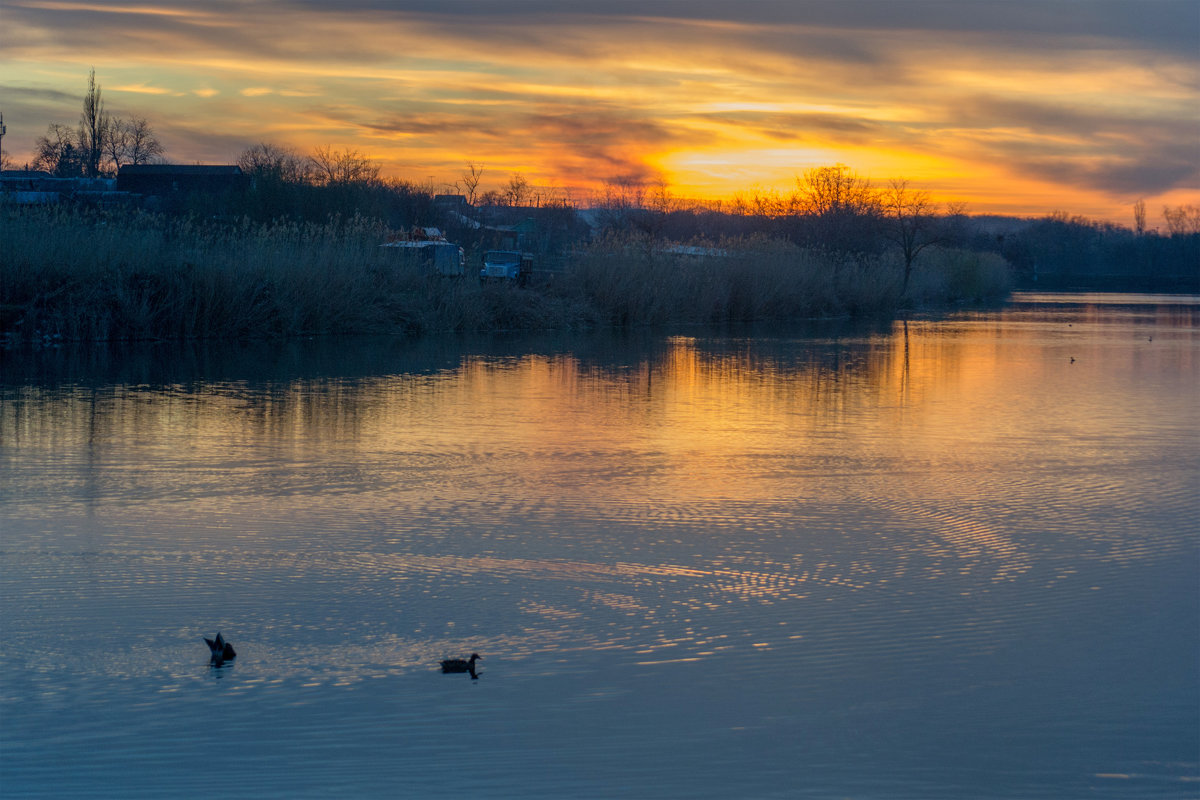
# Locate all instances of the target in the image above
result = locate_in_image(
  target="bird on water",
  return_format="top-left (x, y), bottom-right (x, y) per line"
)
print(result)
top-left (441, 653), bottom-right (482, 677)
top-left (204, 632), bottom-right (237, 665)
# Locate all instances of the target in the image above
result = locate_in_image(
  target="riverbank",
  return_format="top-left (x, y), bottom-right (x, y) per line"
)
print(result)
top-left (1, 207), bottom-right (1011, 343)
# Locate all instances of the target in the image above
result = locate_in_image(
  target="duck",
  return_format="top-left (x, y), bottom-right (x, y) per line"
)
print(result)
top-left (204, 632), bottom-right (237, 665)
top-left (441, 653), bottom-right (482, 676)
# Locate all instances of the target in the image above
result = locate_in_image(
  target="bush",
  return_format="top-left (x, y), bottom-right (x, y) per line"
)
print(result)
top-left (904, 246), bottom-right (1012, 305)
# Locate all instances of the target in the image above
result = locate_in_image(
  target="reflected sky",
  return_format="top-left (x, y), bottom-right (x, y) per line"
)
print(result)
top-left (1, 297), bottom-right (1197, 797)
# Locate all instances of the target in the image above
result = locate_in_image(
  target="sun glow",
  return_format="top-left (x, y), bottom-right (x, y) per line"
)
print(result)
top-left (0, 2), bottom-right (1195, 221)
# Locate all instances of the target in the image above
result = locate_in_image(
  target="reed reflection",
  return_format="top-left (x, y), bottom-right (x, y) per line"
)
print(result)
top-left (3, 299), bottom-right (1196, 800)
top-left (3, 320), bottom-right (908, 469)
top-left (0, 313), bottom-right (1140, 509)
top-left (2, 303), bottom-right (1192, 581)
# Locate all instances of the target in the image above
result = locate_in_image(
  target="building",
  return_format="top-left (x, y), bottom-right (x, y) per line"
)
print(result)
top-left (116, 164), bottom-right (248, 197)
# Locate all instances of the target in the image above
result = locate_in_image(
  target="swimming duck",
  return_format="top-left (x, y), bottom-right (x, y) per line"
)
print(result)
top-left (441, 653), bottom-right (481, 675)
top-left (204, 632), bottom-right (237, 664)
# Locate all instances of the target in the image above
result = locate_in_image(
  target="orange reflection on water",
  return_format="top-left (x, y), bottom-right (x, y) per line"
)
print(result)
top-left (5, 302), bottom-right (1195, 594)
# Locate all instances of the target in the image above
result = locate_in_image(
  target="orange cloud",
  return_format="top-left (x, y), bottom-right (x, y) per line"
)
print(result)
top-left (0, 2), bottom-right (1195, 221)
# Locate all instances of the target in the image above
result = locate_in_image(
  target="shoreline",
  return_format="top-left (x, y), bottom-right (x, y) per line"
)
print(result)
top-left (2, 209), bottom-right (1012, 346)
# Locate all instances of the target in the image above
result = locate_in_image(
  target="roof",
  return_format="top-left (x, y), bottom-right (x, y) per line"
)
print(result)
top-left (118, 164), bottom-right (244, 176)
top-left (380, 240), bottom-right (459, 249)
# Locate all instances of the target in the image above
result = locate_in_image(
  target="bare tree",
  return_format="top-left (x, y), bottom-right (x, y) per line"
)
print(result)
top-left (505, 172), bottom-right (530, 206)
top-left (104, 116), bottom-right (164, 172)
top-left (1133, 199), bottom-right (1147, 236)
top-left (796, 163), bottom-right (882, 254)
top-left (749, 188), bottom-right (787, 218)
top-left (647, 174), bottom-right (675, 215)
top-left (477, 188), bottom-right (504, 206)
top-left (797, 163), bottom-right (879, 218)
top-left (456, 161), bottom-right (484, 205)
top-left (30, 70), bottom-right (161, 176)
top-left (540, 184), bottom-right (574, 209)
top-left (0, 114), bottom-right (10, 170)
top-left (1162, 204), bottom-right (1200, 236)
top-left (79, 68), bottom-right (109, 177)
top-left (103, 120), bottom-right (129, 172)
top-left (122, 117), bottom-right (164, 166)
top-left (238, 142), bottom-right (310, 183)
top-left (596, 176), bottom-right (648, 232)
top-left (600, 176), bottom-right (645, 212)
top-left (309, 145), bottom-right (380, 185)
top-left (33, 123), bottom-right (83, 176)
top-left (881, 178), bottom-right (941, 294)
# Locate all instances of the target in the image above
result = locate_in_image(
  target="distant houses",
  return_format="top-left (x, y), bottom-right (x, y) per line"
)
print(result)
top-left (0, 170), bottom-right (118, 205)
top-left (1, 164), bottom-right (247, 207)
top-left (115, 164), bottom-right (248, 196)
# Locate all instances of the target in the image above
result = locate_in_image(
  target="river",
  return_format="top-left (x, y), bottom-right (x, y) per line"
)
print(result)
top-left (1, 293), bottom-right (1197, 798)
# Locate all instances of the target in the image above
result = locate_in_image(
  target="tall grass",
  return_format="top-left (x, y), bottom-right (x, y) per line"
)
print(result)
top-left (558, 233), bottom-right (1009, 324)
top-left (903, 246), bottom-right (1013, 304)
top-left (1, 208), bottom-right (1010, 343)
top-left (561, 234), bottom-right (885, 324)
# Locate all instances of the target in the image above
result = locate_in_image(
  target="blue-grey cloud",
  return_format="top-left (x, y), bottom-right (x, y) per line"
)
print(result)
top-left (7, 1), bottom-right (1195, 62)
top-left (276, 0), bottom-right (1200, 55)
top-left (942, 93), bottom-right (1200, 194)
top-left (2, 0), bottom-right (1195, 215)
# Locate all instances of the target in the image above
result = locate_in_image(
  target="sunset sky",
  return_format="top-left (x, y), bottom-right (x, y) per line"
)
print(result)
top-left (1, 0), bottom-right (1197, 223)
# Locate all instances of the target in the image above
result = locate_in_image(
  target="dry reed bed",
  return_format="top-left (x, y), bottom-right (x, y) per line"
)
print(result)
top-left (1, 208), bottom-right (1010, 342)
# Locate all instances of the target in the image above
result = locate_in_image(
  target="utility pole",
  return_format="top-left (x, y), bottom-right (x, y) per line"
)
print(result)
top-left (0, 112), bottom-right (7, 170)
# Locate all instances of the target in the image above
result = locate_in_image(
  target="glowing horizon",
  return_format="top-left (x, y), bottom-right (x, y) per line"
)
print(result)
top-left (1, 1), bottom-right (1197, 224)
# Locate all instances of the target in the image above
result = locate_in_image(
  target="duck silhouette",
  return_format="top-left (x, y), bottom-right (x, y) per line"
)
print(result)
top-left (204, 632), bottom-right (237, 665)
top-left (441, 653), bottom-right (481, 678)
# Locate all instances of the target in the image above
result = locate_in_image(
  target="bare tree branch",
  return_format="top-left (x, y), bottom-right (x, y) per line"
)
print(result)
top-left (456, 162), bottom-right (484, 205)
top-left (309, 145), bottom-right (380, 185)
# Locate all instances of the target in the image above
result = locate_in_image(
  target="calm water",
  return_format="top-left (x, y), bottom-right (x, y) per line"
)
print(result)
top-left (1, 294), bottom-right (1197, 799)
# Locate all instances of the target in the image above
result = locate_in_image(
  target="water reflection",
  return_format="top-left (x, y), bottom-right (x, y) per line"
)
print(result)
top-left (1, 297), bottom-right (1197, 798)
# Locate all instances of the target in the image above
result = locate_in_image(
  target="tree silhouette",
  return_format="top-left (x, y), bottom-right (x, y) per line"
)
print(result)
top-left (796, 164), bottom-right (881, 254)
top-left (309, 145), bottom-right (380, 185)
top-left (505, 172), bottom-right (530, 206)
top-left (31, 70), bottom-right (163, 176)
top-left (104, 116), bottom-right (164, 171)
top-left (79, 68), bottom-right (108, 178)
top-left (33, 123), bottom-right (82, 176)
top-left (1162, 204), bottom-right (1200, 236)
top-left (881, 178), bottom-right (940, 294)
top-left (457, 162), bottom-right (484, 205)
top-left (1133, 199), bottom-right (1147, 236)
top-left (237, 142), bottom-right (311, 183)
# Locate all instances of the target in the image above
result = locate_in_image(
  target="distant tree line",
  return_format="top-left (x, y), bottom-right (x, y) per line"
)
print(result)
top-left (218, 150), bottom-right (1198, 292)
top-left (11, 70), bottom-right (1196, 292)
top-left (582, 166), bottom-right (1198, 291)
top-left (981, 211), bottom-right (1199, 290)
top-left (224, 143), bottom-right (589, 257)
top-left (587, 165), bottom-right (966, 294)
top-left (228, 141), bottom-right (438, 230)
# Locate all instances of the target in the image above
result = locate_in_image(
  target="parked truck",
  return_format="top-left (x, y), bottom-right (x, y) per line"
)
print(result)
top-left (480, 250), bottom-right (534, 286)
